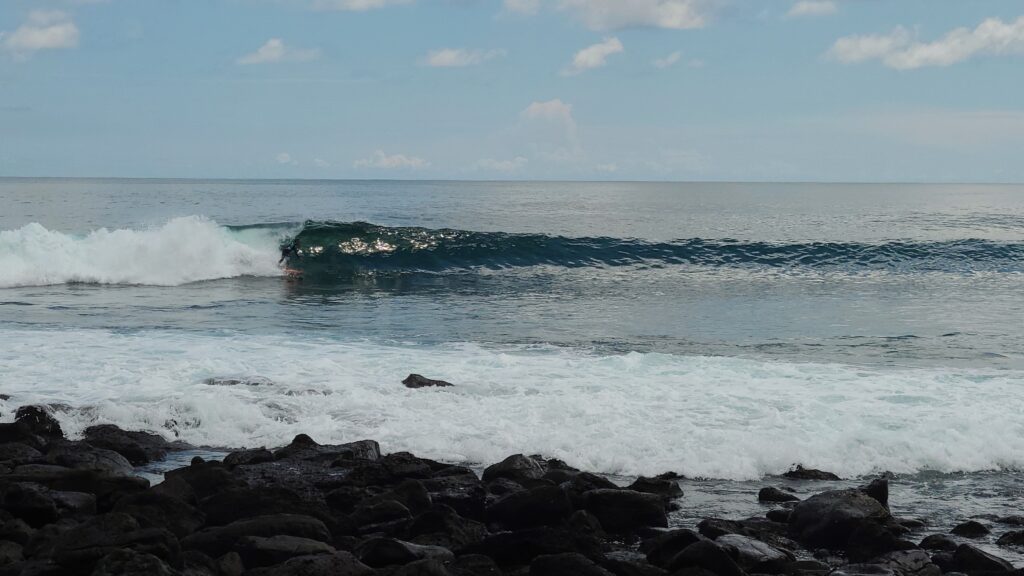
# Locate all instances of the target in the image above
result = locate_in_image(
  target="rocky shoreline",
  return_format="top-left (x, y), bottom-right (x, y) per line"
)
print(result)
top-left (1, 405), bottom-right (1022, 576)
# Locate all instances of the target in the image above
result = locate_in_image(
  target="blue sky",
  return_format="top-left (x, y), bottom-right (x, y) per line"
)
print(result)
top-left (1, 0), bottom-right (1023, 182)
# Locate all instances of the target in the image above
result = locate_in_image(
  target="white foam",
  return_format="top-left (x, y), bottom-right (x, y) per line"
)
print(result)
top-left (1, 329), bottom-right (1023, 480)
top-left (0, 217), bottom-right (284, 287)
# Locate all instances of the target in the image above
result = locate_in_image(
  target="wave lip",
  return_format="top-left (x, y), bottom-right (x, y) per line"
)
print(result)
top-left (290, 221), bottom-right (1024, 275)
top-left (0, 216), bottom-right (285, 288)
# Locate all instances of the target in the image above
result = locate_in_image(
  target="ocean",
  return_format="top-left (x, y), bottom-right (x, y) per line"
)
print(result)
top-left (2, 178), bottom-right (1023, 547)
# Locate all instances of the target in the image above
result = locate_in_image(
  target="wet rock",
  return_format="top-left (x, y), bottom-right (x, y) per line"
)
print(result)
top-left (460, 527), bottom-right (605, 567)
top-left (697, 517), bottom-right (796, 552)
top-left (1, 483), bottom-right (59, 528)
top-left (758, 487), bottom-right (799, 503)
top-left (642, 529), bottom-right (702, 568)
top-left (0, 443), bottom-right (43, 466)
top-left (919, 534), bottom-right (957, 551)
top-left (340, 453), bottom-right (436, 486)
top-left (788, 559), bottom-right (830, 575)
top-left (402, 375), bottom-right (455, 389)
top-left (355, 537), bottom-right (453, 567)
top-left (996, 515), bottom-right (1024, 526)
top-left (273, 435), bottom-right (380, 463)
top-left (14, 407), bottom-right (64, 441)
top-left (51, 513), bottom-right (180, 572)
top-left (447, 554), bottom-right (503, 576)
top-left (0, 422), bottom-right (45, 451)
top-left (582, 489), bottom-right (667, 533)
top-left (530, 552), bottom-right (614, 576)
top-left (45, 442), bottom-right (133, 478)
top-left (83, 425), bottom-right (179, 466)
top-left (0, 540), bottom-right (24, 566)
top-left (112, 491), bottom-right (204, 538)
top-left (716, 533), bottom-right (793, 573)
top-left (421, 468), bottom-right (486, 521)
top-left (236, 535), bottom-right (336, 568)
top-left (180, 514), bottom-right (331, 557)
top-left (199, 486), bottom-right (324, 527)
top-left (90, 549), bottom-right (178, 576)
top-left (951, 544), bottom-right (1014, 574)
top-left (407, 504), bottom-right (487, 550)
top-left (951, 521), bottom-right (989, 538)
top-left (603, 557), bottom-right (668, 576)
top-left (788, 488), bottom-right (891, 549)
top-left (996, 530), bottom-right (1024, 547)
top-left (162, 460), bottom-right (241, 501)
top-left (568, 510), bottom-right (605, 537)
top-left (221, 447), bottom-right (273, 467)
top-left (783, 466), bottom-right (840, 481)
top-left (861, 478), bottom-right (889, 508)
top-left (202, 376), bottom-right (273, 387)
top-left (485, 485), bottom-right (573, 530)
top-left (482, 455), bottom-right (545, 484)
top-left (835, 550), bottom-right (940, 576)
top-left (352, 499), bottom-right (411, 533)
top-left (766, 509), bottom-right (791, 523)
top-left (844, 522), bottom-right (917, 563)
top-left (0, 514), bottom-right (34, 546)
top-left (666, 540), bottom-right (744, 576)
top-left (626, 477), bottom-right (682, 501)
top-left (243, 551), bottom-right (373, 576)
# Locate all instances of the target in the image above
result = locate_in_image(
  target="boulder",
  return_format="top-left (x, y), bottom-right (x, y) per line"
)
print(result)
top-left (0, 514), bottom-right (34, 546)
top-left (920, 534), bottom-right (957, 551)
top-left (51, 513), bottom-right (180, 572)
top-left (273, 435), bottom-right (380, 463)
top-left (388, 559), bottom-right (455, 576)
top-left (355, 537), bottom-right (453, 568)
top-left (788, 488), bottom-right (891, 548)
top-left (530, 553), bottom-right (614, 576)
top-left (460, 527), bottom-right (605, 567)
top-left (1, 483), bottom-right (59, 528)
top-left (162, 460), bottom-right (241, 501)
top-left (447, 554), bottom-right (503, 576)
top-left (90, 549), bottom-right (178, 576)
top-left (666, 540), bottom-right (744, 576)
top-left (236, 535), bottom-right (336, 568)
top-left (951, 544), bottom-right (1014, 574)
top-left (835, 550), bottom-right (940, 576)
top-left (643, 529), bottom-right (702, 568)
top-left (243, 551), bottom-right (373, 576)
top-left (766, 509), bottom-right (791, 523)
top-left (626, 477), bottom-right (682, 501)
top-left (180, 514), bottom-right (331, 557)
top-left (45, 443), bottom-right (133, 477)
top-left (783, 466), bottom-right (840, 481)
top-left (485, 485), bottom-right (573, 530)
top-left (351, 499), bottom-right (411, 533)
top-left (14, 407), bottom-right (64, 441)
top-left (861, 478), bottom-right (889, 508)
top-left (112, 491), bottom-right (205, 538)
top-left (407, 504), bottom-right (487, 550)
top-left (402, 375), bottom-right (455, 389)
top-left (82, 425), bottom-right (178, 466)
top-left (951, 521), bottom-right (989, 538)
top-left (715, 534), bottom-right (793, 573)
top-left (758, 487), bottom-right (799, 503)
top-left (482, 455), bottom-right (545, 484)
top-left (844, 522), bottom-right (917, 563)
top-left (582, 490), bottom-right (667, 533)
top-left (198, 486), bottom-right (322, 527)
top-left (0, 422), bottom-right (45, 451)
top-left (0, 443), bottom-right (43, 466)
top-left (221, 448), bottom-right (273, 467)
top-left (996, 530), bottom-right (1024, 547)
top-left (421, 468), bottom-right (486, 521)
top-left (0, 540), bottom-right (24, 566)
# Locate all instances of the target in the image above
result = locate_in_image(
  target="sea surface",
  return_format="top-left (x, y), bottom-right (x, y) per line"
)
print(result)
top-left (1, 178), bottom-right (1023, 551)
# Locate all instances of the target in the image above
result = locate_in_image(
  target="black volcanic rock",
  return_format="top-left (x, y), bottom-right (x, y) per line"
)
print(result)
top-left (83, 425), bottom-right (178, 466)
top-left (643, 529), bottom-right (702, 568)
top-left (482, 454), bottom-right (545, 484)
top-left (758, 487), bottom-right (799, 503)
top-left (920, 534), bottom-right (958, 551)
top-left (783, 466), bottom-right (840, 481)
top-left (485, 485), bottom-right (573, 530)
top-left (626, 477), bottom-right (682, 501)
top-left (951, 520), bottom-right (989, 538)
top-left (530, 552), bottom-right (614, 576)
top-left (403, 374), bottom-right (455, 389)
top-left (996, 530), bottom-right (1024, 547)
top-left (14, 407), bottom-right (63, 441)
top-left (582, 489), bottom-right (667, 533)
top-left (951, 544), bottom-right (1014, 574)
top-left (666, 540), bottom-right (744, 576)
top-left (180, 514), bottom-right (331, 557)
top-left (788, 488), bottom-right (890, 549)
top-left (244, 551), bottom-right (373, 576)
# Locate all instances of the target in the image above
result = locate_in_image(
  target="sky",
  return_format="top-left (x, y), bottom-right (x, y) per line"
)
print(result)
top-left (1, 0), bottom-right (1023, 182)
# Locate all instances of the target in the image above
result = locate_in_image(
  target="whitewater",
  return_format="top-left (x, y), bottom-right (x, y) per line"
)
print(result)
top-left (2, 178), bottom-right (1024, 485)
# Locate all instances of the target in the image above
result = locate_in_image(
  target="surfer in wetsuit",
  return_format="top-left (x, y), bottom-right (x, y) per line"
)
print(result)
top-left (278, 239), bottom-right (301, 265)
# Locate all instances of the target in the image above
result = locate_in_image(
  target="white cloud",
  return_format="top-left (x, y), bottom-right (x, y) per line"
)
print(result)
top-left (2, 11), bottom-right (79, 56)
top-left (423, 48), bottom-right (506, 68)
top-left (558, 0), bottom-right (711, 31)
top-left (504, 0), bottom-right (541, 15)
top-left (354, 150), bottom-right (430, 169)
top-left (312, 0), bottom-right (414, 11)
top-left (476, 157), bottom-right (529, 172)
top-left (564, 37), bottom-right (623, 75)
top-left (276, 152), bottom-right (297, 165)
top-left (595, 163), bottom-right (618, 172)
top-left (653, 51), bottom-right (681, 69)
top-left (238, 38), bottom-right (320, 65)
top-left (828, 16), bottom-right (1024, 70)
top-left (786, 0), bottom-right (837, 18)
top-left (522, 99), bottom-right (576, 130)
top-left (313, 158), bottom-right (330, 168)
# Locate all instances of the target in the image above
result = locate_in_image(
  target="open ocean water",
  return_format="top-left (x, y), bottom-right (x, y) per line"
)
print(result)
top-left (1, 178), bottom-right (1023, 554)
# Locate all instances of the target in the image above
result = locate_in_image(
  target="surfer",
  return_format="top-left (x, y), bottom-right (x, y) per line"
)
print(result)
top-left (278, 239), bottom-right (301, 265)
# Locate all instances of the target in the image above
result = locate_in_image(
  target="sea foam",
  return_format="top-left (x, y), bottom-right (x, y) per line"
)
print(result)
top-left (1, 328), bottom-right (1022, 480)
top-left (0, 216), bottom-right (283, 287)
